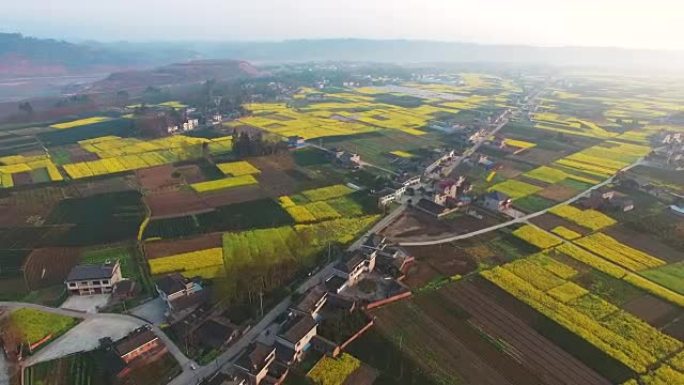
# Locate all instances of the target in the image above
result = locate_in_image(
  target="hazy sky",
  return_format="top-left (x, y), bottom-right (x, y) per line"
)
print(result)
top-left (2, 0), bottom-right (683, 50)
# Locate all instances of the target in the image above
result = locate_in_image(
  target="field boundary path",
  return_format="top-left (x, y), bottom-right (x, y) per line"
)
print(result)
top-left (0, 302), bottom-right (193, 377)
top-left (397, 160), bottom-right (643, 246)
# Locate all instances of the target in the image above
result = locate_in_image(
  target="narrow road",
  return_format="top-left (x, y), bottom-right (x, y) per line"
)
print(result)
top-left (398, 160), bottom-right (642, 246)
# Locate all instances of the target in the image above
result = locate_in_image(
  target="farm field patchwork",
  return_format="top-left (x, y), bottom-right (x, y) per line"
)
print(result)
top-left (481, 255), bottom-right (682, 374)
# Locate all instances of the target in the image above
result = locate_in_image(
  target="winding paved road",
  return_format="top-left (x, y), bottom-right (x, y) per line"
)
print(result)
top-left (397, 160), bottom-right (643, 246)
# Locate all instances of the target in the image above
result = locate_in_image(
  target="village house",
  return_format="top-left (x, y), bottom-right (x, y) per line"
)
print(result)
top-left (275, 313), bottom-right (318, 364)
top-left (114, 326), bottom-right (165, 365)
top-left (375, 246), bottom-right (415, 279)
top-left (332, 250), bottom-right (377, 289)
top-left (65, 260), bottom-right (122, 296)
top-left (335, 151), bottom-right (362, 169)
top-left (155, 273), bottom-right (206, 317)
top-left (234, 342), bottom-right (276, 385)
top-left (414, 198), bottom-right (454, 218)
top-left (580, 189), bottom-right (635, 212)
top-left (291, 285), bottom-right (328, 320)
top-left (286, 136), bottom-right (305, 149)
top-left (112, 279), bottom-right (138, 301)
top-left (481, 191), bottom-right (512, 212)
top-left (193, 319), bottom-right (240, 351)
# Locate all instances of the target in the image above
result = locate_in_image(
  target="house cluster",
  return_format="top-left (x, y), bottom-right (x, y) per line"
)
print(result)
top-left (414, 176), bottom-right (473, 218)
top-left (377, 175), bottom-right (422, 207)
top-left (334, 151), bottom-right (362, 169)
top-left (645, 132), bottom-right (684, 170)
top-left (579, 188), bottom-right (634, 212)
top-left (167, 118), bottom-right (200, 134)
top-left (233, 234), bottom-right (411, 385)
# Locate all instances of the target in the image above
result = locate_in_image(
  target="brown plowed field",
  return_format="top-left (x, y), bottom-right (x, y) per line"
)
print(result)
top-left (23, 247), bottom-right (82, 290)
top-left (449, 281), bottom-right (612, 385)
top-left (370, 290), bottom-right (544, 385)
top-left (145, 190), bottom-right (213, 219)
top-left (144, 232), bottom-right (222, 259)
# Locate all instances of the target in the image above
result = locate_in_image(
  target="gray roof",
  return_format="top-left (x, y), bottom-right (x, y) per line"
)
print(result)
top-left (278, 314), bottom-right (317, 344)
top-left (156, 273), bottom-right (187, 295)
top-left (485, 191), bottom-right (509, 201)
top-left (66, 261), bottom-right (118, 281)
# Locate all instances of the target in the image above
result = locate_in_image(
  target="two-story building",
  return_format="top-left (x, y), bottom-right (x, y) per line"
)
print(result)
top-left (275, 314), bottom-right (318, 364)
top-left (332, 250), bottom-right (377, 289)
top-left (155, 273), bottom-right (205, 316)
top-left (291, 285), bottom-right (328, 320)
top-left (234, 342), bottom-right (276, 385)
top-left (65, 260), bottom-right (122, 295)
top-left (114, 326), bottom-right (164, 364)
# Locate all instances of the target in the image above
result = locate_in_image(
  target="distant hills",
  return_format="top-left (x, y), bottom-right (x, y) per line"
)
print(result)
top-left (196, 39), bottom-right (684, 72)
top-left (87, 60), bottom-right (261, 93)
top-left (0, 33), bottom-right (194, 78)
top-left (3, 33), bottom-right (684, 80)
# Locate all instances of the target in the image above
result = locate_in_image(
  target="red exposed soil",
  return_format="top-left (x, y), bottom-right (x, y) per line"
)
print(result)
top-left (136, 165), bottom-right (182, 193)
top-left (23, 247), bottom-right (82, 290)
top-left (144, 232), bottom-right (222, 259)
top-left (448, 281), bottom-right (612, 385)
top-left (145, 190), bottom-right (213, 219)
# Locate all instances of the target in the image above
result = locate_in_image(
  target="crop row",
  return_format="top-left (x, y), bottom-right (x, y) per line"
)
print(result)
top-left (555, 243), bottom-right (684, 307)
top-left (574, 233), bottom-right (665, 271)
top-left (148, 248), bottom-right (224, 276)
top-left (549, 205), bottom-right (616, 231)
top-left (482, 262), bottom-right (682, 373)
top-left (512, 225), bottom-right (563, 250)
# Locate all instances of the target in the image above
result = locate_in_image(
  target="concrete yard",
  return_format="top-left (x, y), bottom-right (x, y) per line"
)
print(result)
top-left (60, 294), bottom-right (111, 313)
top-left (130, 297), bottom-right (167, 325)
top-left (25, 316), bottom-right (142, 366)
